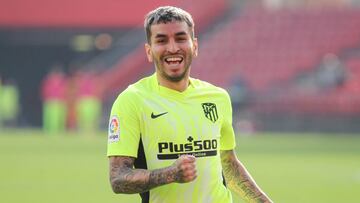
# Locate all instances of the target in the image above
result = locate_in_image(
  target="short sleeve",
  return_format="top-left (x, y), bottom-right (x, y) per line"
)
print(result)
top-left (220, 91), bottom-right (236, 150)
top-left (107, 90), bottom-right (141, 157)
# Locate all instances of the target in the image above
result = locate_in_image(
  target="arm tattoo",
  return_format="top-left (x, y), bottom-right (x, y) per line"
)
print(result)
top-left (220, 150), bottom-right (272, 203)
top-left (149, 165), bottom-right (178, 187)
top-left (109, 156), bottom-right (177, 194)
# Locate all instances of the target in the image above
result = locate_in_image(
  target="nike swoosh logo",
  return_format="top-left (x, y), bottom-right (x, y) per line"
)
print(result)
top-left (151, 112), bottom-right (168, 119)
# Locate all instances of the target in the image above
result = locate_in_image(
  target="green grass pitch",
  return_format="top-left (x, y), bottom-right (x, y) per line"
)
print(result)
top-left (0, 129), bottom-right (359, 203)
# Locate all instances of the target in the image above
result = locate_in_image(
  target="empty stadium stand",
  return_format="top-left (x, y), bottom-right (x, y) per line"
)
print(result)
top-left (192, 7), bottom-right (360, 93)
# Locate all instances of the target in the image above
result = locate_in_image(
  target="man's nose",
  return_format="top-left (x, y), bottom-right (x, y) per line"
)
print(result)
top-left (166, 39), bottom-right (179, 53)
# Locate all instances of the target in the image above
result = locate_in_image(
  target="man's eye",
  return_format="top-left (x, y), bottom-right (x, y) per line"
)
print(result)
top-left (156, 39), bottom-right (166, 43)
top-left (177, 38), bottom-right (187, 42)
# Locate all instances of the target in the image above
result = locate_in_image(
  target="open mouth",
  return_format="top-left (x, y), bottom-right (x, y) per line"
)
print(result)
top-left (164, 56), bottom-right (184, 65)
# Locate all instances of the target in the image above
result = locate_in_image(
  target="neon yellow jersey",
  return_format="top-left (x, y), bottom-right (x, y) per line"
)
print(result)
top-left (107, 73), bottom-right (236, 203)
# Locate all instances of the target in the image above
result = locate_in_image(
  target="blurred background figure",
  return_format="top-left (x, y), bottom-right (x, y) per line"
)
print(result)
top-left (75, 70), bottom-right (102, 133)
top-left (316, 53), bottom-right (348, 90)
top-left (65, 65), bottom-right (80, 131)
top-left (41, 65), bottom-right (67, 134)
top-left (0, 78), bottom-right (20, 128)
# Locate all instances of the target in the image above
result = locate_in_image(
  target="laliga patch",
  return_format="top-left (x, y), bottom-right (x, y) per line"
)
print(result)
top-left (108, 116), bottom-right (120, 143)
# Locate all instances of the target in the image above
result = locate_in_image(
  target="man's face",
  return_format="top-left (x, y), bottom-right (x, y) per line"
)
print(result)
top-left (145, 21), bottom-right (198, 82)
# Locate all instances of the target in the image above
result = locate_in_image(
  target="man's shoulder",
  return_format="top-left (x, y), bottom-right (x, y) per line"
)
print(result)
top-left (132, 74), bottom-right (154, 88)
top-left (120, 75), bottom-right (153, 95)
top-left (114, 75), bottom-right (153, 103)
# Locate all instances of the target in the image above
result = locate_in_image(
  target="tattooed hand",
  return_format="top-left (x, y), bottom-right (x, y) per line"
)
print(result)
top-left (172, 155), bottom-right (197, 183)
top-left (109, 155), bottom-right (197, 194)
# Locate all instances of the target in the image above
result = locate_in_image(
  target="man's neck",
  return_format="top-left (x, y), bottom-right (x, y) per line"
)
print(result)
top-left (156, 74), bottom-right (190, 92)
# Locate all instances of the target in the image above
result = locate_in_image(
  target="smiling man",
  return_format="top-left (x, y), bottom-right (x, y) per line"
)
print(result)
top-left (107, 6), bottom-right (273, 203)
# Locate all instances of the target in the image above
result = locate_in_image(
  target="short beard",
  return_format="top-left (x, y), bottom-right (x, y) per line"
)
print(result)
top-left (162, 69), bottom-right (188, 82)
top-left (155, 58), bottom-right (192, 82)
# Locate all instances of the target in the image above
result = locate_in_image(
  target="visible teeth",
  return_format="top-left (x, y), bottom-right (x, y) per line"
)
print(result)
top-left (165, 57), bottom-right (182, 62)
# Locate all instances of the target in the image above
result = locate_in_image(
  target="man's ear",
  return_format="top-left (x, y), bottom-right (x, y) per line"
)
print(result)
top-left (145, 43), bottom-right (153, 62)
top-left (193, 38), bottom-right (198, 57)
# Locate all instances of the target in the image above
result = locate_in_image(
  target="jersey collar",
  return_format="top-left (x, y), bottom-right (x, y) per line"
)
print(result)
top-left (151, 73), bottom-right (194, 99)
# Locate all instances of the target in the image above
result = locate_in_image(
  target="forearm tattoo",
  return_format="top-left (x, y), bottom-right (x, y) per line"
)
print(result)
top-left (109, 156), bottom-right (177, 194)
top-left (220, 150), bottom-right (271, 203)
top-left (149, 165), bottom-right (178, 187)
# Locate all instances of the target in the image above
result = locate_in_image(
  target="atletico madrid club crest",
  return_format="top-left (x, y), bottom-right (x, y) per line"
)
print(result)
top-left (202, 103), bottom-right (218, 123)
